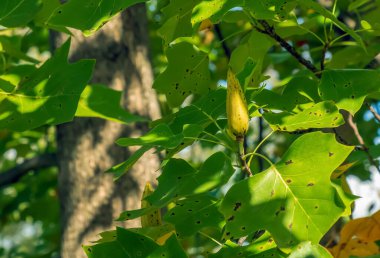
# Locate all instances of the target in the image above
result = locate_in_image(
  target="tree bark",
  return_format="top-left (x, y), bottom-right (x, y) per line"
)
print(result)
top-left (54, 5), bottom-right (160, 258)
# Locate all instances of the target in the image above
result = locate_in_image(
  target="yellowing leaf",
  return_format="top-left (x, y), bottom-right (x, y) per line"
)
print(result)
top-left (141, 183), bottom-right (162, 227)
top-left (329, 210), bottom-right (380, 258)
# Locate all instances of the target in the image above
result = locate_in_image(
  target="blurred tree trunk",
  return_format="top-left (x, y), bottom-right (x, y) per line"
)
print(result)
top-left (53, 5), bottom-right (160, 258)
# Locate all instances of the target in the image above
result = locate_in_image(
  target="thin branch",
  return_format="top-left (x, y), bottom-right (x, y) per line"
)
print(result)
top-left (214, 24), bottom-right (231, 60)
top-left (367, 103), bottom-right (380, 123)
top-left (254, 20), bottom-right (320, 77)
top-left (0, 153), bottom-right (57, 188)
top-left (238, 137), bottom-right (252, 177)
top-left (347, 114), bottom-right (379, 172)
top-left (320, 42), bottom-right (329, 71)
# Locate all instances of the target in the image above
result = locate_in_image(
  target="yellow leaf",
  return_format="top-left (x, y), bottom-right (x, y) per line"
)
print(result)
top-left (140, 183), bottom-right (162, 227)
top-left (329, 210), bottom-right (380, 258)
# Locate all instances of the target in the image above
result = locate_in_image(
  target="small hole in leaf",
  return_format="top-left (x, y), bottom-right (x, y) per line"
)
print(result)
top-left (227, 216), bottom-right (234, 221)
top-left (329, 152), bottom-right (334, 157)
top-left (307, 182), bottom-right (314, 187)
top-left (196, 220), bottom-right (201, 224)
top-left (286, 179), bottom-right (292, 184)
top-left (285, 160), bottom-right (293, 165)
top-left (234, 202), bottom-right (242, 211)
top-left (87, 248), bottom-right (92, 252)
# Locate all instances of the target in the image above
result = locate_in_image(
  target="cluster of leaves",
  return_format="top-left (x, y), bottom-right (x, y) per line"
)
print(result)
top-left (1, 0), bottom-right (380, 258)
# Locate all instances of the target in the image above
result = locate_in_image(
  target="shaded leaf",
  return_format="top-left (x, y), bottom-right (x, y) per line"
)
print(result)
top-left (245, 0), bottom-right (297, 20)
top-left (0, 0), bottom-right (42, 27)
top-left (164, 194), bottom-right (224, 237)
top-left (0, 39), bottom-right (94, 131)
top-left (153, 42), bottom-right (211, 107)
top-left (319, 70), bottom-right (380, 115)
top-left (84, 227), bottom-right (186, 258)
top-left (220, 132), bottom-right (354, 249)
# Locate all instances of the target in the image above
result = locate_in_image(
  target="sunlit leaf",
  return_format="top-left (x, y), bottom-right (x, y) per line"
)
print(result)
top-left (263, 101), bottom-right (344, 132)
top-left (76, 84), bottom-right (146, 124)
top-left (220, 132), bottom-right (354, 249)
top-left (289, 242), bottom-right (332, 258)
top-left (47, 0), bottom-right (146, 35)
top-left (0, 39), bottom-right (94, 131)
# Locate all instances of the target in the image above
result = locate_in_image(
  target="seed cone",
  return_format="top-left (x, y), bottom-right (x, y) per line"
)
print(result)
top-left (226, 68), bottom-right (249, 140)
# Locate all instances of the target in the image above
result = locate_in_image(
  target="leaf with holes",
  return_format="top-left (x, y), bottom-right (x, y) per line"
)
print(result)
top-left (0, 0), bottom-right (42, 27)
top-left (164, 194), bottom-right (224, 238)
top-left (319, 69), bottom-right (380, 115)
top-left (0, 39), bottom-right (94, 131)
top-left (192, 0), bottom-right (244, 25)
top-left (83, 227), bottom-right (186, 258)
top-left (147, 152), bottom-right (234, 207)
top-left (47, 0), bottom-right (147, 35)
top-left (157, 0), bottom-right (198, 45)
top-left (210, 231), bottom-right (285, 257)
top-left (76, 84), bottom-right (146, 124)
top-left (220, 132), bottom-right (354, 250)
top-left (230, 31), bottom-right (273, 88)
top-left (289, 242), bottom-right (332, 258)
top-left (153, 42), bottom-right (211, 107)
top-left (245, 0), bottom-right (297, 20)
top-left (263, 101), bottom-right (344, 132)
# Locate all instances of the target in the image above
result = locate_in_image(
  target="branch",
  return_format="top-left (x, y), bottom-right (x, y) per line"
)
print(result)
top-left (367, 103), bottom-right (380, 123)
top-left (0, 153), bottom-right (57, 188)
top-left (214, 24), bottom-right (231, 59)
top-left (347, 114), bottom-right (379, 172)
top-left (254, 20), bottom-right (320, 77)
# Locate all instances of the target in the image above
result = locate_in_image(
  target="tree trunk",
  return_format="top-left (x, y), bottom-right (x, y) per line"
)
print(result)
top-left (54, 5), bottom-right (160, 258)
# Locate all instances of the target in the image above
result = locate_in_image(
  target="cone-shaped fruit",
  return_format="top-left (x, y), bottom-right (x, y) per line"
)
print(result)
top-left (140, 182), bottom-right (162, 227)
top-left (226, 68), bottom-right (249, 139)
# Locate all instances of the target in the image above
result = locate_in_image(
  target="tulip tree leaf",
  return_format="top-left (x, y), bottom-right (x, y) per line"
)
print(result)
top-left (245, 0), bottom-right (297, 20)
top-left (153, 42), bottom-right (211, 107)
top-left (288, 242), bottom-right (332, 258)
top-left (83, 227), bottom-right (186, 258)
top-left (192, 0), bottom-right (244, 25)
top-left (157, 0), bottom-right (197, 45)
top-left (147, 152), bottom-right (234, 207)
top-left (47, 0), bottom-right (146, 35)
top-left (0, 39), bottom-right (94, 131)
top-left (263, 101), bottom-right (344, 132)
top-left (164, 194), bottom-right (224, 238)
top-left (318, 69), bottom-right (380, 115)
top-left (76, 84), bottom-right (146, 124)
top-left (220, 132), bottom-right (354, 249)
top-left (0, 0), bottom-right (42, 27)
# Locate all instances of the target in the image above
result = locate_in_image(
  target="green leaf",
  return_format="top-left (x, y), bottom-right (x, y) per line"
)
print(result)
top-left (47, 0), bottom-right (146, 35)
top-left (288, 242), bottom-right (332, 258)
top-left (298, 0), bottom-right (365, 49)
top-left (147, 152), bottom-right (234, 207)
top-left (157, 0), bottom-right (197, 45)
top-left (106, 146), bottom-right (152, 179)
top-left (164, 194), bottom-right (224, 238)
top-left (220, 132), bottom-right (354, 249)
top-left (263, 101), bottom-right (344, 132)
top-left (84, 227), bottom-right (186, 258)
top-left (0, 35), bottom-right (38, 63)
top-left (0, 0), bottom-right (42, 27)
top-left (230, 31), bottom-right (273, 88)
top-left (153, 42), bottom-right (211, 107)
top-left (210, 232), bottom-right (285, 257)
top-left (253, 76), bottom-right (320, 112)
top-left (0, 39), bottom-right (94, 131)
top-left (116, 124), bottom-right (183, 148)
top-left (245, 0), bottom-right (297, 20)
top-left (192, 0), bottom-right (244, 24)
top-left (76, 84), bottom-right (146, 124)
top-left (318, 69), bottom-right (380, 115)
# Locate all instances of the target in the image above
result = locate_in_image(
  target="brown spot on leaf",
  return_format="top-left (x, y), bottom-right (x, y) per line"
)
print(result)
top-left (234, 202), bottom-right (242, 211)
top-left (285, 160), bottom-right (293, 165)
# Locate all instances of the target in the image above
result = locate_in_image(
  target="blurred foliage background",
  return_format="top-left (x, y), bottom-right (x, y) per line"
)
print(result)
top-left (1, 0), bottom-right (380, 257)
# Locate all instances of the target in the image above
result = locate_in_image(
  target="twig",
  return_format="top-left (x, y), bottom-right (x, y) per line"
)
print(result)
top-left (214, 24), bottom-right (231, 60)
top-left (254, 20), bottom-right (320, 77)
top-left (320, 42), bottom-right (329, 71)
top-left (367, 103), bottom-right (380, 123)
top-left (0, 153), bottom-right (57, 188)
top-left (347, 114), bottom-right (379, 172)
top-left (238, 137), bottom-right (252, 177)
